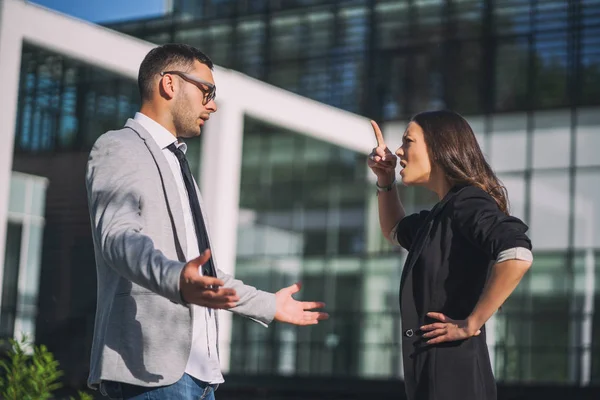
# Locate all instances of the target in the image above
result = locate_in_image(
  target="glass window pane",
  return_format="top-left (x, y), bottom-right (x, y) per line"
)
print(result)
top-left (338, 6), bottom-right (368, 54)
top-left (445, 40), bottom-right (482, 114)
top-left (581, 26), bottom-right (600, 106)
top-left (452, 0), bottom-right (484, 38)
top-left (499, 173), bottom-right (526, 221)
top-left (576, 107), bottom-right (600, 167)
top-left (380, 55), bottom-right (406, 120)
top-left (534, 32), bottom-right (568, 109)
top-left (300, 59), bottom-right (331, 105)
top-left (531, 172), bottom-right (570, 250)
top-left (489, 113), bottom-right (527, 172)
top-left (409, 49), bottom-right (445, 113)
top-left (271, 15), bottom-right (302, 62)
top-left (375, 2), bottom-right (409, 49)
top-left (574, 171), bottom-right (600, 249)
top-left (306, 11), bottom-right (333, 57)
top-left (532, 110), bottom-right (571, 169)
top-left (1, 223), bottom-right (22, 339)
top-left (495, 39), bottom-right (529, 111)
top-left (330, 56), bottom-right (364, 113)
top-left (8, 175), bottom-right (27, 214)
top-left (30, 178), bottom-right (48, 218)
top-left (494, 1), bottom-right (532, 35)
top-left (236, 19), bottom-right (265, 78)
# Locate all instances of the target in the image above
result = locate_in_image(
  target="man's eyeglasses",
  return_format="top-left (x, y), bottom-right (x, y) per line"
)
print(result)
top-left (160, 71), bottom-right (216, 105)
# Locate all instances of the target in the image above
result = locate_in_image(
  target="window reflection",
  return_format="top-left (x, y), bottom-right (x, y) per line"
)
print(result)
top-left (575, 172), bottom-right (600, 249)
top-left (576, 108), bottom-right (600, 167)
top-left (16, 45), bottom-right (139, 154)
top-left (489, 113), bottom-right (527, 173)
top-left (531, 172), bottom-right (570, 250)
top-left (532, 110), bottom-right (571, 169)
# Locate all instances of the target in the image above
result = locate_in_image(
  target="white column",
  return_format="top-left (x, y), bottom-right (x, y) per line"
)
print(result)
top-left (199, 100), bottom-right (245, 373)
top-left (0, 0), bottom-right (24, 305)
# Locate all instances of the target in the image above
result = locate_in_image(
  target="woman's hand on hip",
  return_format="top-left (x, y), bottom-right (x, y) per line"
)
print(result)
top-left (420, 312), bottom-right (481, 345)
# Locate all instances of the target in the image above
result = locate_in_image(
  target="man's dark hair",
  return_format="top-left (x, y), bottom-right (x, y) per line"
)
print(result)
top-left (138, 43), bottom-right (214, 101)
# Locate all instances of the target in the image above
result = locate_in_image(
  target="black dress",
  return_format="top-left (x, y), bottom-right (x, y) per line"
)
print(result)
top-left (396, 184), bottom-right (532, 400)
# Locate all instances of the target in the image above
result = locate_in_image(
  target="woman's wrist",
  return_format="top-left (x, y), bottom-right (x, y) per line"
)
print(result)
top-left (466, 315), bottom-right (484, 336)
top-left (376, 174), bottom-right (396, 187)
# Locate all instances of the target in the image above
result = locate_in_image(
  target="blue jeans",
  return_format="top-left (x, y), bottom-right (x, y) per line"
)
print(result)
top-left (100, 373), bottom-right (218, 400)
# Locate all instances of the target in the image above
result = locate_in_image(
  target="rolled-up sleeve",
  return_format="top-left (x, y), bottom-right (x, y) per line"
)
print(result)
top-left (392, 210), bottom-right (430, 251)
top-left (453, 186), bottom-right (532, 261)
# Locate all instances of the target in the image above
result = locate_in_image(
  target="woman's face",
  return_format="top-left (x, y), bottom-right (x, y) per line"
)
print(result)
top-left (396, 121), bottom-right (432, 186)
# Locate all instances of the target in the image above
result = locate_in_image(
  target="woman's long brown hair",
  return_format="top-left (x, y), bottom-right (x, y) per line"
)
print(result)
top-left (411, 110), bottom-right (509, 215)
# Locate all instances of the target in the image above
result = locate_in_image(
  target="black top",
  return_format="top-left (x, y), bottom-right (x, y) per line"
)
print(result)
top-left (395, 184), bottom-right (532, 400)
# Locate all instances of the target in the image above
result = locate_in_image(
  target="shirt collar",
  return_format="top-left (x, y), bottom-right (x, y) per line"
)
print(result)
top-left (134, 112), bottom-right (187, 154)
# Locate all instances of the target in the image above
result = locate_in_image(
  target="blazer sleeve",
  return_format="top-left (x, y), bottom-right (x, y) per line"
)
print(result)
top-left (452, 186), bottom-right (532, 260)
top-left (217, 268), bottom-right (276, 326)
top-left (393, 210), bottom-right (430, 251)
top-left (194, 187), bottom-right (277, 326)
top-left (86, 134), bottom-right (186, 305)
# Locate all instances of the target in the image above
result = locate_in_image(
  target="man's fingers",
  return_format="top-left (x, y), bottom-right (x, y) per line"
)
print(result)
top-left (316, 312), bottom-right (329, 321)
top-left (204, 287), bottom-right (237, 297)
top-left (191, 276), bottom-right (225, 288)
top-left (189, 249), bottom-right (212, 266)
top-left (189, 287), bottom-right (240, 309)
top-left (301, 311), bottom-right (329, 324)
top-left (301, 301), bottom-right (326, 310)
top-left (371, 120), bottom-right (385, 147)
top-left (287, 282), bottom-right (302, 295)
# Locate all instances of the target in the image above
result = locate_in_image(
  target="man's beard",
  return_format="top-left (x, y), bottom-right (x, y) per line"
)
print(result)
top-left (173, 103), bottom-right (199, 138)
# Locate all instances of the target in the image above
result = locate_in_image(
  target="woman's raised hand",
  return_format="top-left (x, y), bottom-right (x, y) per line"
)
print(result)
top-left (367, 120), bottom-right (397, 185)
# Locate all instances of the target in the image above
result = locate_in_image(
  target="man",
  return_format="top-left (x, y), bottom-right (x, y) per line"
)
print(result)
top-left (86, 43), bottom-right (328, 399)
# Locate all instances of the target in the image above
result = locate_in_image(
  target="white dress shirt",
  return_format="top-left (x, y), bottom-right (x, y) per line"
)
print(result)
top-left (134, 112), bottom-right (223, 384)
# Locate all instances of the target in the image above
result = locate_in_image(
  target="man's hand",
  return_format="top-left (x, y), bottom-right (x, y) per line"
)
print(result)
top-left (179, 249), bottom-right (239, 309)
top-left (420, 312), bottom-right (481, 345)
top-left (274, 283), bottom-right (328, 326)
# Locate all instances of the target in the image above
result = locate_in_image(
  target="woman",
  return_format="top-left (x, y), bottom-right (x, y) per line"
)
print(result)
top-left (368, 110), bottom-right (532, 400)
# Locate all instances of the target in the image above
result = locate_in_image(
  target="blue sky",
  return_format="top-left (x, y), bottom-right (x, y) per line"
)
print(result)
top-left (30, 0), bottom-right (165, 23)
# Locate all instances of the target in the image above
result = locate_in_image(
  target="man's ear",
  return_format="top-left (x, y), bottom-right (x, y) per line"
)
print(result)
top-left (158, 74), bottom-right (176, 100)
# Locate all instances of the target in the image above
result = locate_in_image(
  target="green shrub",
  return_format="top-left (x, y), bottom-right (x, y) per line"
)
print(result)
top-left (0, 335), bottom-right (91, 400)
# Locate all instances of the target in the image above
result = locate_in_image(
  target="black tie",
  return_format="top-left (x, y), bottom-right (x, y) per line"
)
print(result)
top-left (167, 143), bottom-right (217, 278)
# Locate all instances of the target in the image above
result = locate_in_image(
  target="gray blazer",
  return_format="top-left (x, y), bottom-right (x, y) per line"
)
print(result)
top-left (86, 119), bottom-right (276, 389)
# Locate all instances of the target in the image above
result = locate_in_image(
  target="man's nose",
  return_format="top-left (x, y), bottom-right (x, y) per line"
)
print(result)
top-left (206, 99), bottom-right (218, 112)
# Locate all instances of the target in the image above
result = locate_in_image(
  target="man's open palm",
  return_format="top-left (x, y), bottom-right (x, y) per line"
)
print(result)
top-left (274, 283), bottom-right (328, 325)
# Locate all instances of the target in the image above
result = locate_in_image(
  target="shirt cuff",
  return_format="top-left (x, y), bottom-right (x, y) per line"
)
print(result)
top-left (496, 247), bottom-right (533, 264)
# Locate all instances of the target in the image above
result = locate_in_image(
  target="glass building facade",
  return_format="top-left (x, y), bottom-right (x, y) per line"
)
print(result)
top-left (5, 0), bottom-right (600, 389)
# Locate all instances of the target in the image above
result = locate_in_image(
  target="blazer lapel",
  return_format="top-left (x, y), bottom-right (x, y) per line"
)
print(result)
top-left (124, 119), bottom-right (188, 259)
top-left (399, 186), bottom-right (463, 291)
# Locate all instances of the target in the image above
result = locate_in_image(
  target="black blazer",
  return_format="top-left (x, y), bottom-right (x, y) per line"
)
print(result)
top-left (396, 184), bottom-right (532, 400)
